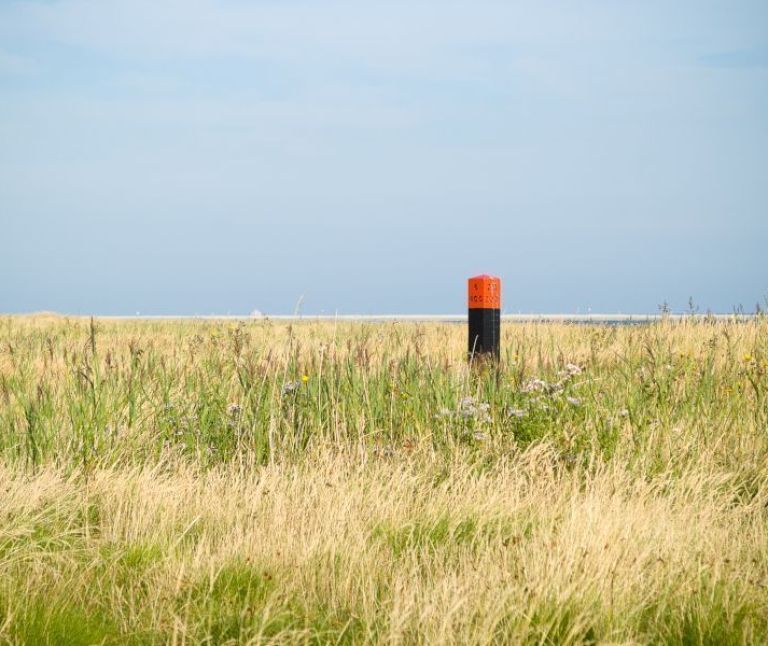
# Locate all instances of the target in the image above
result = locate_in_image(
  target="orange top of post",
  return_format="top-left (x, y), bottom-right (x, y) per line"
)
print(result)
top-left (468, 274), bottom-right (501, 309)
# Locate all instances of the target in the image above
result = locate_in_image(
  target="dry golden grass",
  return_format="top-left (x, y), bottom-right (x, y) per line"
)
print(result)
top-left (2, 447), bottom-right (766, 644)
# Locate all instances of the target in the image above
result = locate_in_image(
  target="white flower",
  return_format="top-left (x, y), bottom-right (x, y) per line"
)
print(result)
top-left (227, 403), bottom-right (242, 416)
top-left (566, 396), bottom-right (581, 406)
top-left (522, 378), bottom-right (564, 394)
top-left (507, 408), bottom-right (527, 418)
top-left (473, 432), bottom-right (489, 441)
top-left (460, 396), bottom-right (477, 417)
top-left (521, 378), bottom-right (547, 393)
top-left (561, 363), bottom-right (583, 377)
top-left (281, 381), bottom-right (300, 396)
top-left (459, 396), bottom-right (491, 422)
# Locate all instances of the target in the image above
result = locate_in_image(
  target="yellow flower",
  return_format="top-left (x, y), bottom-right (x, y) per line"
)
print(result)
top-left (743, 354), bottom-right (753, 362)
top-left (301, 374), bottom-right (309, 384)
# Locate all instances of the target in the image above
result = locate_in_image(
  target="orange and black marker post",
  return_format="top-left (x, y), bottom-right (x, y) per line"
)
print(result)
top-left (468, 274), bottom-right (501, 360)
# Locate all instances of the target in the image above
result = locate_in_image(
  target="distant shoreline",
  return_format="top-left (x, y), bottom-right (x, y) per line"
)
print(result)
top-left (8, 313), bottom-right (758, 324)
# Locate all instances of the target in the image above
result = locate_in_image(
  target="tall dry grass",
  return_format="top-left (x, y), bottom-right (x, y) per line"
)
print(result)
top-left (0, 315), bottom-right (766, 643)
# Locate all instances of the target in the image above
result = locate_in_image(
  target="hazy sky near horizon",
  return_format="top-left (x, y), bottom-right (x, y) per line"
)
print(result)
top-left (1, 0), bottom-right (766, 315)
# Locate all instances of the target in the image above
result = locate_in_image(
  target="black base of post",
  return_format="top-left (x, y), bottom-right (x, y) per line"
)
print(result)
top-left (468, 308), bottom-right (500, 359)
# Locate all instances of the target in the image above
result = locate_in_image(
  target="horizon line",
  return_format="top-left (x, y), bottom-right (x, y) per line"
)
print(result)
top-left (4, 313), bottom-right (759, 323)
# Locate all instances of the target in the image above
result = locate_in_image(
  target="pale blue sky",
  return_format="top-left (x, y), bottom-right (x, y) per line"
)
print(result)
top-left (1, 0), bottom-right (766, 314)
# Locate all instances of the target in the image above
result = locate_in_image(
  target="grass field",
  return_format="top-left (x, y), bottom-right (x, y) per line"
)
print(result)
top-left (0, 315), bottom-right (766, 644)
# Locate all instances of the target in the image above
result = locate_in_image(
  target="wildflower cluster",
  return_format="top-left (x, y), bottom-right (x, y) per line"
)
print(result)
top-left (434, 396), bottom-right (493, 441)
top-left (459, 396), bottom-right (492, 423)
top-left (521, 362), bottom-right (584, 394)
top-left (519, 362), bottom-right (585, 409)
top-left (519, 378), bottom-right (550, 394)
